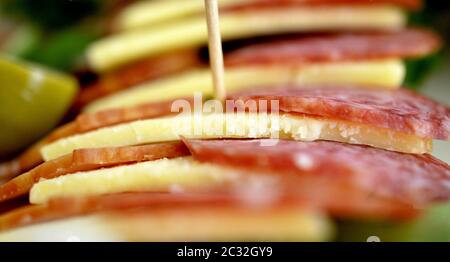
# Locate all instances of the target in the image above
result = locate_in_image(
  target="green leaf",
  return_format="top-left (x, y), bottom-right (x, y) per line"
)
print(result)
top-left (23, 28), bottom-right (98, 71)
top-left (404, 52), bottom-right (443, 89)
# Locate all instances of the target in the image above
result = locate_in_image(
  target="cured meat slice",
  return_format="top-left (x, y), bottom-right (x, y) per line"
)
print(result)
top-left (0, 98), bottom-right (187, 180)
top-left (225, 0), bottom-right (422, 11)
top-left (75, 50), bottom-right (200, 108)
top-left (0, 186), bottom-right (416, 232)
top-left (0, 125), bottom-right (77, 182)
top-left (225, 29), bottom-right (440, 66)
top-left (0, 193), bottom-right (235, 231)
top-left (229, 87), bottom-right (450, 140)
top-left (75, 98), bottom-right (192, 133)
top-left (0, 142), bottom-right (189, 203)
top-left (185, 139), bottom-right (450, 206)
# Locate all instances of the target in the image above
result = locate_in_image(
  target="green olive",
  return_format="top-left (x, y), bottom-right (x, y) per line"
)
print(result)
top-left (0, 56), bottom-right (78, 157)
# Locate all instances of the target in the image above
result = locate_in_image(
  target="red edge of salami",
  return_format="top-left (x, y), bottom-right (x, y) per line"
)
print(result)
top-left (229, 87), bottom-right (450, 140)
top-left (225, 28), bottom-right (441, 66)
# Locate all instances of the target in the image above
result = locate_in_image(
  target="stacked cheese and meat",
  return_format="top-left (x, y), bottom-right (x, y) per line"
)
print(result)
top-left (0, 0), bottom-right (441, 179)
top-left (0, 0), bottom-right (449, 242)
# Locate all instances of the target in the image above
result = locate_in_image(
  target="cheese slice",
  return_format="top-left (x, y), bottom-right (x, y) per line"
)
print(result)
top-left (0, 208), bottom-right (332, 242)
top-left (89, 6), bottom-right (406, 71)
top-left (41, 113), bottom-right (432, 162)
top-left (84, 60), bottom-right (405, 112)
top-left (115, 0), bottom-right (252, 30)
top-left (105, 207), bottom-right (333, 242)
top-left (30, 157), bottom-right (237, 204)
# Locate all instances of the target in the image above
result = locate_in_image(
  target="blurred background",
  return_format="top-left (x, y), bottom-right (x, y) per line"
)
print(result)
top-left (0, 0), bottom-right (125, 71)
top-left (0, 0), bottom-right (449, 162)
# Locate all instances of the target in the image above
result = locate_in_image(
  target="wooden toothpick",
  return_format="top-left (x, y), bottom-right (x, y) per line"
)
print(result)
top-left (204, 0), bottom-right (226, 101)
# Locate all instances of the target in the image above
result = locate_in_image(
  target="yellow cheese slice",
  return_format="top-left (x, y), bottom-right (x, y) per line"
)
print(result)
top-left (89, 6), bottom-right (405, 72)
top-left (106, 207), bottom-right (333, 242)
top-left (30, 157), bottom-right (238, 204)
top-left (0, 208), bottom-right (333, 242)
top-left (115, 0), bottom-right (251, 30)
top-left (84, 60), bottom-right (405, 112)
top-left (40, 113), bottom-right (432, 162)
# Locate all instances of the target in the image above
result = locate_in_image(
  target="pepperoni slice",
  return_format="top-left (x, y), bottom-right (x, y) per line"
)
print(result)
top-left (225, 0), bottom-right (422, 11)
top-left (229, 87), bottom-right (450, 140)
top-left (184, 139), bottom-right (450, 206)
top-left (225, 29), bottom-right (440, 66)
top-left (0, 142), bottom-right (189, 203)
top-left (74, 98), bottom-right (193, 133)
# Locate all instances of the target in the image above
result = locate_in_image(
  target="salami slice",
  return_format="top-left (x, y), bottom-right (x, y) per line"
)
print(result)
top-left (0, 142), bottom-right (189, 203)
top-left (74, 98), bottom-right (193, 133)
top-left (229, 87), bottom-right (450, 140)
top-left (225, 0), bottom-right (422, 12)
top-left (0, 185), bottom-right (416, 231)
top-left (185, 139), bottom-right (450, 206)
top-left (225, 29), bottom-right (440, 66)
